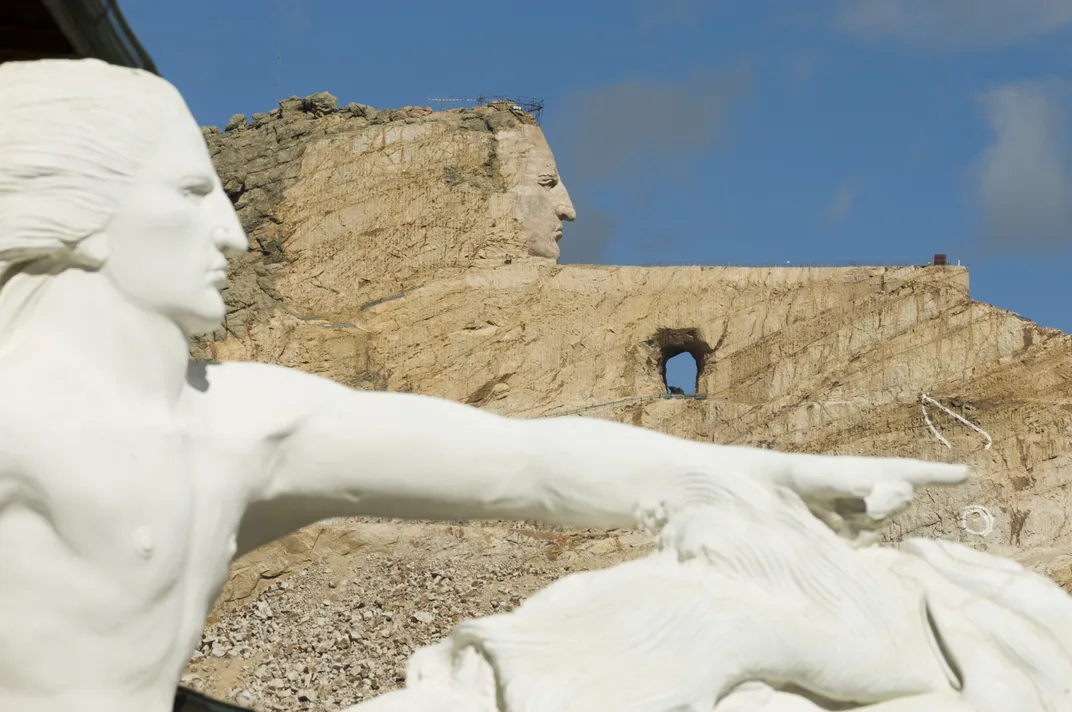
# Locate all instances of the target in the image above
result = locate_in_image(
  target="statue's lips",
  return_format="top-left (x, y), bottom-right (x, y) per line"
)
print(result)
top-left (208, 271), bottom-right (228, 289)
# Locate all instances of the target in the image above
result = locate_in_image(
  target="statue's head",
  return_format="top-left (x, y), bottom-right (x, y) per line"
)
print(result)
top-left (495, 124), bottom-right (577, 260)
top-left (0, 59), bottom-right (247, 337)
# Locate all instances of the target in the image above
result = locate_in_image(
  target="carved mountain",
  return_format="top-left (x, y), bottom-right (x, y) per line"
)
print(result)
top-left (195, 94), bottom-right (1072, 612)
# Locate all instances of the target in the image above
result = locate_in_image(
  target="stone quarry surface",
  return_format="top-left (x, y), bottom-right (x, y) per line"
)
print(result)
top-left (186, 92), bottom-right (1072, 710)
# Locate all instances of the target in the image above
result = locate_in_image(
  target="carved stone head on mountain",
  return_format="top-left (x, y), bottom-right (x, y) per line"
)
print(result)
top-left (493, 122), bottom-right (577, 261)
top-left (204, 103), bottom-right (577, 322)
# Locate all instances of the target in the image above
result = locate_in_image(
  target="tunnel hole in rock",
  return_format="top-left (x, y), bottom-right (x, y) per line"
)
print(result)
top-left (648, 328), bottom-right (713, 396)
top-left (665, 353), bottom-right (698, 395)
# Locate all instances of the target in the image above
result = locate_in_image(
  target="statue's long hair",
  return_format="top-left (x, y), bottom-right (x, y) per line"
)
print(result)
top-left (0, 59), bottom-right (180, 351)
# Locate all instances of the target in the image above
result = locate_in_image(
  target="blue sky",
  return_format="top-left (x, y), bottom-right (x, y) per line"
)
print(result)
top-left (123, 0), bottom-right (1072, 366)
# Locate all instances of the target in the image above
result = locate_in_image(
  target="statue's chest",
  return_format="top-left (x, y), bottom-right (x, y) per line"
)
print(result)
top-left (32, 417), bottom-right (239, 587)
top-left (57, 431), bottom-right (186, 535)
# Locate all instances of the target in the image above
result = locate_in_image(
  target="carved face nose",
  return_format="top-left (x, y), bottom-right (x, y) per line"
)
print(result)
top-left (553, 181), bottom-right (576, 222)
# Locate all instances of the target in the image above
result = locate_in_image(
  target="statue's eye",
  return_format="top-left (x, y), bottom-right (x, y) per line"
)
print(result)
top-left (180, 179), bottom-right (213, 199)
top-left (538, 175), bottom-right (558, 189)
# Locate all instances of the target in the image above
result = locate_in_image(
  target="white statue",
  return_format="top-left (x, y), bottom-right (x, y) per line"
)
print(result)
top-left (0, 59), bottom-right (970, 712)
top-left (347, 477), bottom-right (1072, 711)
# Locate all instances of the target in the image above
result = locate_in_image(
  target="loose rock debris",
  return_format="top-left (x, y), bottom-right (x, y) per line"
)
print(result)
top-left (185, 520), bottom-right (650, 710)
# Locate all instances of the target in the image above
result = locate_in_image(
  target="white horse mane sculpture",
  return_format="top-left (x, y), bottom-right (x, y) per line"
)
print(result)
top-left (0, 58), bottom-right (1066, 712)
top-left (346, 475), bottom-right (1072, 711)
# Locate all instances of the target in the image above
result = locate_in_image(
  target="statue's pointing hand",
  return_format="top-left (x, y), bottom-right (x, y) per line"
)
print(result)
top-left (768, 450), bottom-right (970, 545)
top-left (652, 447), bottom-right (970, 547)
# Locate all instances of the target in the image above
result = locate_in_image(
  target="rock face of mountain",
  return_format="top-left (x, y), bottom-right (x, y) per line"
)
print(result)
top-left (194, 94), bottom-right (575, 380)
top-left (195, 91), bottom-right (1072, 631)
top-left (245, 261), bottom-right (1071, 566)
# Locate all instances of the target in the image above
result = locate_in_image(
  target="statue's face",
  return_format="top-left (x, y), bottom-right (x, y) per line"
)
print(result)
top-left (101, 112), bottom-right (248, 336)
top-left (498, 125), bottom-right (576, 260)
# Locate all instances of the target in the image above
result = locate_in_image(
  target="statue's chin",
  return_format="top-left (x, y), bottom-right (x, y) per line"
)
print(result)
top-left (185, 323), bottom-right (222, 339)
top-left (174, 304), bottom-right (226, 339)
top-left (178, 320), bottom-right (223, 339)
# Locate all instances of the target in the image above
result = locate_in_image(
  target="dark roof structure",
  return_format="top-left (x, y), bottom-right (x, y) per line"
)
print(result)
top-left (1, 0), bottom-right (156, 73)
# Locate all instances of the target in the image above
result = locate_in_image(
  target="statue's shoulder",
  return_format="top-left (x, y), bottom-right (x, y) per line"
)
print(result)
top-left (185, 359), bottom-right (314, 402)
top-left (182, 359), bottom-right (321, 441)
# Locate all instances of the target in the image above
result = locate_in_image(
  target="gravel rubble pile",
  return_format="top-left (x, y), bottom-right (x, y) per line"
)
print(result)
top-left (184, 521), bottom-right (651, 711)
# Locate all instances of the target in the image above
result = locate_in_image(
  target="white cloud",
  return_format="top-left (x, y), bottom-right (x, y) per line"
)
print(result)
top-left (836, 0), bottom-right (1072, 49)
top-left (556, 67), bottom-right (752, 186)
top-left (974, 81), bottom-right (1072, 251)
top-left (824, 183), bottom-right (855, 223)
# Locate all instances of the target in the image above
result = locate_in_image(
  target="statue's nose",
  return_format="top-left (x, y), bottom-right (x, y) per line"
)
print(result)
top-left (210, 194), bottom-right (249, 254)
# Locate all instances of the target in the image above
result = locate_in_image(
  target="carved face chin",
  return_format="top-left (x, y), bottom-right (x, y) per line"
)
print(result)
top-left (517, 192), bottom-right (570, 260)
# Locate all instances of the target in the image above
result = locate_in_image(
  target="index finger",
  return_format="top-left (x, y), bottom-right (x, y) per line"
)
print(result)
top-left (860, 456), bottom-right (970, 486)
top-left (784, 453), bottom-right (970, 497)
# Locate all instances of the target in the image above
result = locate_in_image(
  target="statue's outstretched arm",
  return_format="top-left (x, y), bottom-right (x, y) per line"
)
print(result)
top-left (207, 362), bottom-right (968, 551)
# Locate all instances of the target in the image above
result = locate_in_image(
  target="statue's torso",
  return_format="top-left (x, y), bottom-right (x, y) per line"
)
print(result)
top-left (0, 371), bottom-right (264, 712)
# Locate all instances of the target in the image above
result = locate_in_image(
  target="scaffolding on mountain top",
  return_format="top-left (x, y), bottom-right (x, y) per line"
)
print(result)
top-left (428, 95), bottom-right (546, 123)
